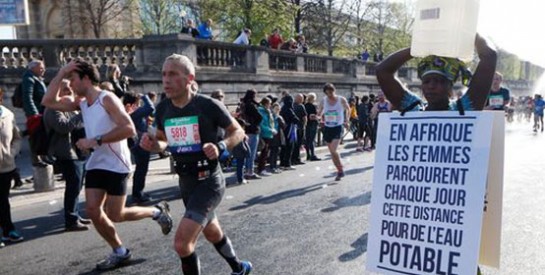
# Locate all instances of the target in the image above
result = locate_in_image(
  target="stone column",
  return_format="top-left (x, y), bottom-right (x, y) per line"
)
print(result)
top-left (254, 47), bottom-right (270, 74)
top-left (326, 59), bottom-right (333, 74)
top-left (296, 56), bottom-right (304, 72)
top-left (140, 34), bottom-right (196, 74)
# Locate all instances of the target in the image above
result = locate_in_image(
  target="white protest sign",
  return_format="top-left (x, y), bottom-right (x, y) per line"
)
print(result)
top-left (367, 111), bottom-right (495, 275)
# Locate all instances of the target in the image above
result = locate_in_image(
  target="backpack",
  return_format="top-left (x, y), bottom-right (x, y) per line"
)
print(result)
top-left (11, 84), bottom-right (23, 108)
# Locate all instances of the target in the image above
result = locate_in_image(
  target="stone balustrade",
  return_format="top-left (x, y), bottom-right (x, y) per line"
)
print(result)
top-left (0, 34), bottom-right (534, 100)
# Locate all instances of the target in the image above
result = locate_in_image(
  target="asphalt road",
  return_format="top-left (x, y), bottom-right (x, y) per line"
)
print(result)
top-left (1, 120), bottom-right (544, 275)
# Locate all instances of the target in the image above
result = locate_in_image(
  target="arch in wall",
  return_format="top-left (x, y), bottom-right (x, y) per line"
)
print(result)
top-left (45, 1), bottom-right (63, 38)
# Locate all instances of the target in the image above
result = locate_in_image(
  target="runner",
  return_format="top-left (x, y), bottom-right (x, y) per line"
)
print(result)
top-left (370, 93), bottom-right (392, 150)
top-left (140, 54), bottom-right (252, 275)
top-left (485, 72), bottom-right (511, 111)
top-left (356, 95), bottom-right (372, 152)
top-left (317, 83), bottom-right (350, 181)
top-left (41, 59), bottom-right (173, 270)
top-left (533, 94), bottom-right (545, 132)
top-left (375, 34), bottom-right (497, 275)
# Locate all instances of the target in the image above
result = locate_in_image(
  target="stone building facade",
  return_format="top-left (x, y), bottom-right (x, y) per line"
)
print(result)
top-left (15, 0), bottom-right (141, 39)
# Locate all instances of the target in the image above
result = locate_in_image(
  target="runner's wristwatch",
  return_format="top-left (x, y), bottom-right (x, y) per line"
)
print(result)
top-left (95, 135), bottom-right (103, 146)
top-left (216, 140), bottom-right (227, 153)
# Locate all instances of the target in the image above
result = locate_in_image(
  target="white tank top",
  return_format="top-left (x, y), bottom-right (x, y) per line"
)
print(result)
top-left (323, 96), bottom-right (345, 127)
top-left (80, 91), bottom-right (132, 173)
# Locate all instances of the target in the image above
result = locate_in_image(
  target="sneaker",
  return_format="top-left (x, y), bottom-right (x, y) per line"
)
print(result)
top-left (78, 217), bottom-right (92, 225)
top-left (65, 221), bottom-right (89, 232)
top-left (96, 250), bottom-right (132, 270)
top-left (258, 171), bottom-right (271, 177)
top-left (237, 179), bottom-right (249, 185)
top-left (2, 230), bottom-right (24, 242)
top-left (232, 261), bottom-right (253, 275)
top-left (154, 201), bottom-right (173, 235)
top-left (0, 241), bottom-right (5, 248)
top-left (12, 179), bottom-right (23, 189)
top-left (335, 171), bottom-right (345, 181)
top-left (244, 174), bottom-right (262, 180)
top-left (356, 147), bottom-right (364, 152)
top-left (270, 169), bottom-right (281, 174)
top-left (363, 147), bottom-right (372, 152)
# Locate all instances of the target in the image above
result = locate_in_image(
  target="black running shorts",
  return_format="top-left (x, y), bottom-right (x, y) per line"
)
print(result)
top-left (85, 169), bottom-right (129, 196)
top-left (323, 125), bottom-right (343, 143)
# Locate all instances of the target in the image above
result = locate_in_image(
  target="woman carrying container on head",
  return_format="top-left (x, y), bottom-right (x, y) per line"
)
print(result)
top-left (375, 34), bottom-right (496, 113)
top-left (375, 34), bottom-right (497, 275)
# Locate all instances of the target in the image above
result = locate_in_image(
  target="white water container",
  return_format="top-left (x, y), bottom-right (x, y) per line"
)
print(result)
top-left (411, 0), bottom-right (480, 61)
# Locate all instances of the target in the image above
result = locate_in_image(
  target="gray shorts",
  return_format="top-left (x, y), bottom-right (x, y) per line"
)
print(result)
top-left (177, 166), bottom-right (225, 226)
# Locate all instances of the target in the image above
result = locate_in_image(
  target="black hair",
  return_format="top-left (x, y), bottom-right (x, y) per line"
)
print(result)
top-left (242, 89), bottom-right (258, 103)
top-left (73, 59), bottom-right (101, 85)
top-left (122, 92), bottom-right (139, 105)
top-left (323, 83), bottom-right (335, 94)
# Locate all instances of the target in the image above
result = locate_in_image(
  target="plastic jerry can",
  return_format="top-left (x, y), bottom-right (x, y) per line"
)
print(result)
top-left (411, 0), bottom-right (481, 61)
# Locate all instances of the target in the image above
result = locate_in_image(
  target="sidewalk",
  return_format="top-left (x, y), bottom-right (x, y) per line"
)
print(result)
top-left (10, 137), bottom-right (358, 208)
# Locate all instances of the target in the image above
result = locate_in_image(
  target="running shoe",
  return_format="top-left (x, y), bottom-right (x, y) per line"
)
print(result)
top-left (1, 230), bottom-right (24, 242)
top-left (232, 261), bottom-right (253, 275)
top-left (154, 201), bottom-right (173, 235)
top-left (96, 249), bottom-right (132, 270)
top-left (335, 171), bottom-right (345, 181)
top-left (0, 241), bottom-right (5, 248)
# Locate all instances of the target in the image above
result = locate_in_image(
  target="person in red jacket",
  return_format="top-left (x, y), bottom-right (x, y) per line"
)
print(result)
top-left (268, 28), bottom-right (283, 50)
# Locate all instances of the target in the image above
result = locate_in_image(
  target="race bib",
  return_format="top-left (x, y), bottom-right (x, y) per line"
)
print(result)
top-left (165, 116), bottom-right (202, 154)
top-left (489, 95), bottom-right (504, 107)
top-left (324, 110), bottom-right (339, 126)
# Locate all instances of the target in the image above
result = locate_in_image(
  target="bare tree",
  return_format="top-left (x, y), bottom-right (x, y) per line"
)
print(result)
top-left (351, 0), bottom-right (375, 50)
top-left (303, 0), bottom-right (355, 56)
top-left (291, 0), bottom-right (302, 34)
top-left (73, 0), bottom-right (134, 38)
top-left (363, 0), bottom-right (414, 56)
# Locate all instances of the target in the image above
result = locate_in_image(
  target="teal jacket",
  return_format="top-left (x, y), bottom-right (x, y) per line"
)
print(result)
top-left (258, 106), bottom-right (275, 139)
top-left (22, 70), bottom-right (47, 116)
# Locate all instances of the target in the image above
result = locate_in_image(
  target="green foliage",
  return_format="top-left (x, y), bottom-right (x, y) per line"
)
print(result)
top-left (196, 0), bottom-right (295, 44)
